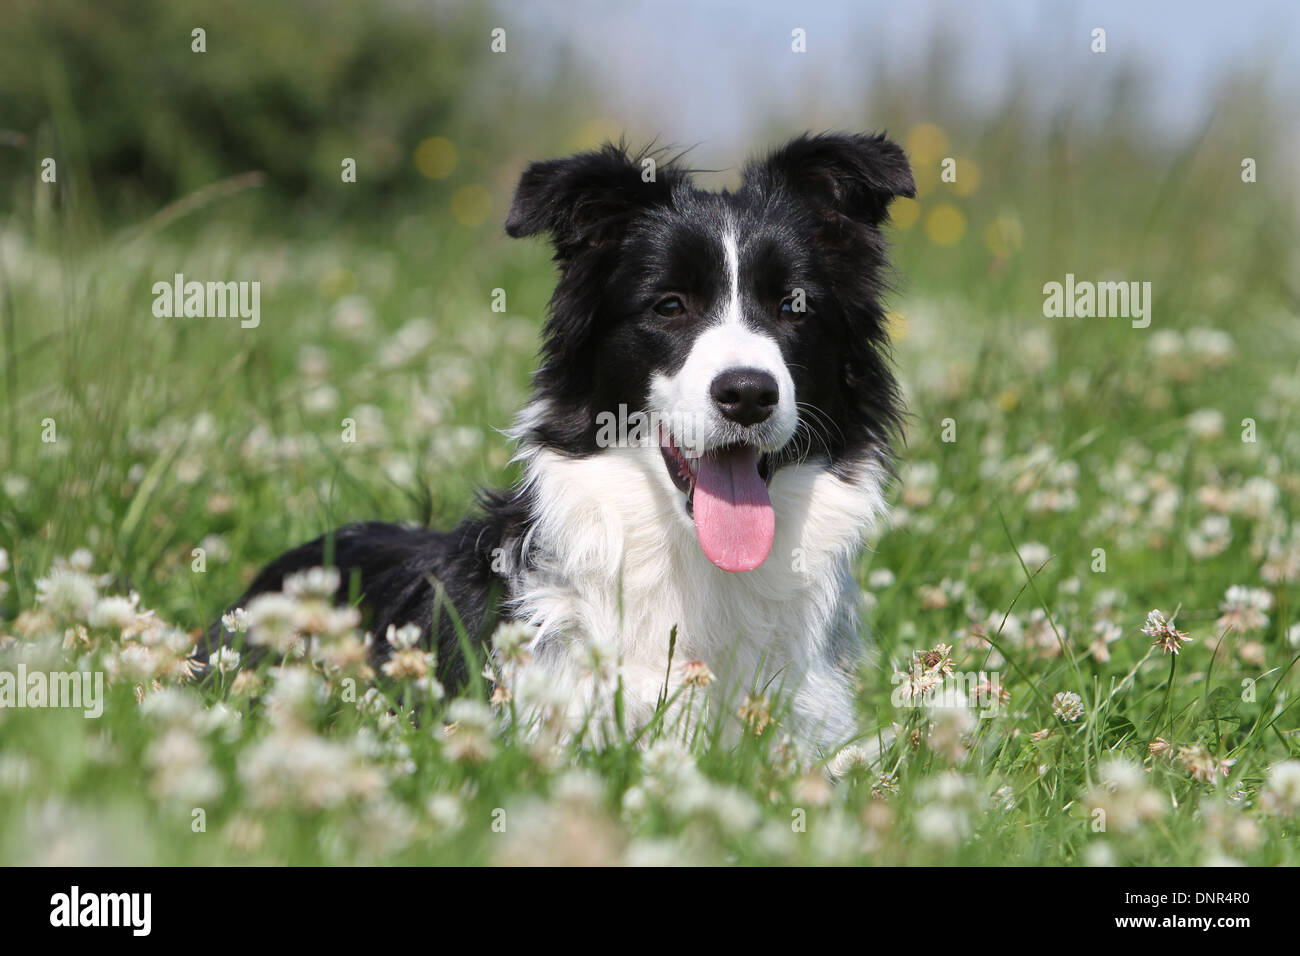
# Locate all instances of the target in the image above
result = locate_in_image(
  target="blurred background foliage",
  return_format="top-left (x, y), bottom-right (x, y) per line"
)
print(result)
top-left (0, 0), bottom-right (1296, 600)
top-left (0, 0), bottom-right (588, 229)
top-left (0, 0), bottom-right (1294, 293)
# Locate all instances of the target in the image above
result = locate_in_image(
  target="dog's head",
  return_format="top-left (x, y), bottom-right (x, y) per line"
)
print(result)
top-left (506, 132), bottom-right (913, 573)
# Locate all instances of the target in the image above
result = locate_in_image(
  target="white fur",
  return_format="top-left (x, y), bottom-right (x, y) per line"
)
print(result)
top-left (503, 413), bottom-right (886, 754)
top-left (648, 322), bottom-right (797, 457)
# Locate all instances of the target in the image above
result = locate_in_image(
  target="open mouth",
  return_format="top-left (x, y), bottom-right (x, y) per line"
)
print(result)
top-left (660, 428), bottom-right (776, 573)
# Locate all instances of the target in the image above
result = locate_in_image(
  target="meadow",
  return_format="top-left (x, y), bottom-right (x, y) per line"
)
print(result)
top-left (1, 21), bottom-right (1298, 864)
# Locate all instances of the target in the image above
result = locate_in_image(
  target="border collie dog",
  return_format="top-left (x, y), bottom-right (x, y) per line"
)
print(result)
top-left (214, 132), bottom-right (915, 754)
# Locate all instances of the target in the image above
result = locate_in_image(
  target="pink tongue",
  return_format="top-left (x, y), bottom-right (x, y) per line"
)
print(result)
top-left (692, 445), bottom-right (774, 572)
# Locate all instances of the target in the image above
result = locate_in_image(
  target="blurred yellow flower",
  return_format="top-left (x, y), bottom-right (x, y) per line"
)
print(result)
top-left (905, 123), bottom-right (949, 167)
top-left (890, 196), bottom-right (920, 230)
top-left (571, 117), bottom-right (623, 150)
top-left (949, 157), bottom-right (980, 196)
top-left (924, 204), bottom-right (966, 245)
top-left (415, 137), bottom-right (458, 179)
top-left (451, 185), bottom-right (493, 226)
top-left (997, 388), bottom-right (1020, 411)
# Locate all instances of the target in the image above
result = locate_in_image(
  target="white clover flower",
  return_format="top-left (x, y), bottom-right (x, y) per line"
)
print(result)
top-left (621, 783), bottom-right (650, 818)
top-left (1098, 757), bottom-right (1145, 791)
top-left (669, 659), bottom-right (711, 693)
top-left (1186, 408), bottom-right (1225, 439)
top-left (88, 594), bottom-right (140, 632)
top-left (867, 568), bottom-right (896, 590)
top-left (552, 768), bottom-right (605, 806)
top-left (918, 770), bottom-right (976, 805)
top-left (1053, 691), bottom-right (1085, 722)
top-left (827, 744), bottom-right (873, 777)
top-left (641, 739), bottom-right (697, 785)
top-left (1083, 842), bottom-right (1117, 866)
top-left (1088, 619), bottom-right (1123, 662)
top-left (1088, 758), bottom-right (1166, 832)
top-left (146, 728), bottom-right (223, 804)
top-left (302, 384), bottom-right (339, 414)
top-left (385, 622), bottom-right (422, 650)
top-left (666, 777), bottom-right (759, 835)
top-left (381, 641), bottom-right (436, 683)
top-left (139, 686), bottom-right (202, 727)
top-left (35, 567), bottom-right (99, 620)
top-left (1186, 513), bottom-right (1232, 560)
top-left (209, 646), bottom-right (241, 674)
top-left (305, 603), bottom-right (361, 641)
top-left (357, 685), bottom-right (388, 717)
top-left (623, 836), bottom-right (693, 867)
top-left (331, 294), bottom-right (375, 338)
top-left (1216, 586), bottom-right (1272, 634)
top-left (2, 475), bottom-right (29, 499)
top-left (1234, 476), bottom-right (1280, 520)
top-left (1187, 327), bottom-right (1233, 366)
top-left (0, 754), bottom-right (33, 791)
top-left (264, 666), bottom-right (327, 726)
top-left (491, 620), bottom-right (536, 666)
top-left (1262, 760), bottom-right (1300, 815)
top-left (578, 631), bottom-right (618, 685)
top-left (426, 792), bottom-right (466, 831)
top-left (239, 730), bottom-right (382, 811)
top-left (244, 592), bottom-right (303, 652)
top-left (282, 566), bottom-right (340, 602)
top-left (512, 664), bottom-right (573, 718)
top-left (115, 643), bottom-right (160, 681)
top-left (1147, 329), bottom-right (1184, 358)
top-left (1142, 609), bottom-right (1192, 654)
top-left (446, 697), bottom-right (494, 731)
top-left (929, 704), bottom-right (975, 761)
top-left (159, 624), bottom-right (197, 657)
top-left (442, 698), bottom-right (497, 762)
top-left (1178, 745), bottom-right (1234, 783)
top-left (1016, 541), bottom-right (1051, 568)
top-left (220, 607), bottom-right (250, 634)
top-left (915, 803), bottom-right (969, 847)
top-left (900, 461), bottom-right (939, 508)
top-left (200, 701), bottom-right (242, 741)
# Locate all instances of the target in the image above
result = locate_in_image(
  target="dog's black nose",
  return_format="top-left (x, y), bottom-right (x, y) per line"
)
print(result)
top-left (710, 368), bottom-right (779, 426)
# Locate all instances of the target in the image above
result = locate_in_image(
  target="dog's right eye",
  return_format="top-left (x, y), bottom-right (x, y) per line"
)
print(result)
top-left (653, 295), bottom-right (686, 318)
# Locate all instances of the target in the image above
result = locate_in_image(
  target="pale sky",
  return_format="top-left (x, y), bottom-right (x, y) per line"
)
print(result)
top-left (505, 0), bottom-right (1300, 167)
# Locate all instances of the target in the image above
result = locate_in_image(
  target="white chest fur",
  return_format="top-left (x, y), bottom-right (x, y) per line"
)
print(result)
top-left (505, 442), bottom-right (886, 752)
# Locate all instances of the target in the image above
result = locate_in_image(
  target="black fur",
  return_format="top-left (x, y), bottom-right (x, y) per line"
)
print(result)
top-left (200, 493), bottom-right (532, 689)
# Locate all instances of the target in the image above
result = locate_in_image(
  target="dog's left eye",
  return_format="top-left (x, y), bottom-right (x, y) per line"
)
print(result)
top-left (780, 295), bottom-right (802, 317)
top-left (653, 295), bottom-right (686, 317)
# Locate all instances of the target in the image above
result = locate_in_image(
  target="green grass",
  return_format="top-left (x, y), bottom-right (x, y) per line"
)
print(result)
top-left (1, 101), bottom-right (1298, 865)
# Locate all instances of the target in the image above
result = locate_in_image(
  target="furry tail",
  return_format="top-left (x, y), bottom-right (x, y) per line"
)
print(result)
top-left (200, 520), bottom-right (504, 688)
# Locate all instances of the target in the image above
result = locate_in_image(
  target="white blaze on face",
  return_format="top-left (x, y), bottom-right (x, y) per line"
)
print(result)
top-left (648, 230), bottom-right (798, 455)
top-left (648, 228), bottom-right (799, 573)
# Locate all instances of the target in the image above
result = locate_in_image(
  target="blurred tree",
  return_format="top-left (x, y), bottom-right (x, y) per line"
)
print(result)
top-left (0, 0), bottom-right (574, 222)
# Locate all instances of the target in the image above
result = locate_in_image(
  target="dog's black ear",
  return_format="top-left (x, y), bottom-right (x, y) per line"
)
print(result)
top-left (505, 143), bottom-right (678, 259)
top-left (749, 131), bottom-right (915, 229)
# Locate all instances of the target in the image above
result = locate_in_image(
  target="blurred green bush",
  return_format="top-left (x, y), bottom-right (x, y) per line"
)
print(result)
top-left (0, 0), bottom-right (574, 222)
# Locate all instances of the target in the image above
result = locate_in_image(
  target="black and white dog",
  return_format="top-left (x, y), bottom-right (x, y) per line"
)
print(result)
top-left (212, 132), bottom-right (914, 753)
